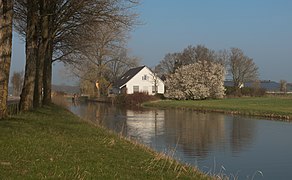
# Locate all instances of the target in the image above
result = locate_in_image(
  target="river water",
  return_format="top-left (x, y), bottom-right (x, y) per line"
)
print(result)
top-left (68, 102), bottom-right (292, 180)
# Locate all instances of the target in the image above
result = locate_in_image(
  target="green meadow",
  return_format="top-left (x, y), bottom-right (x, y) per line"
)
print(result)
top-left (0, 105), bottom-right (209, 179)
top-left (143, 96), bottom-right (292, 120)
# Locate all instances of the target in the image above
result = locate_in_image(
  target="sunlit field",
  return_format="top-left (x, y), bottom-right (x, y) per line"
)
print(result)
top-left (144, 96), bottom-right (292, 120)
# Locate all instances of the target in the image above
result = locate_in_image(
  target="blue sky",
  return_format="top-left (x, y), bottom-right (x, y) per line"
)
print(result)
top-left (10, 33), bottom-right (72, 85)
top-left (10, 0), bottom-right (292, 85)
top-left (128, 0), bottom-right (292, 82)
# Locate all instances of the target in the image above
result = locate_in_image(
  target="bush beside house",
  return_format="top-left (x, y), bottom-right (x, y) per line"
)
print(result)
top-left (116, 92), bottom-right (159, 106)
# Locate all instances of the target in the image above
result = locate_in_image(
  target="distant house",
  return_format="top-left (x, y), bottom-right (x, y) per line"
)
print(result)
top-left (113, 66), bottom-right (165, 95)
top-left (224, 80), bottom-right (292, 92)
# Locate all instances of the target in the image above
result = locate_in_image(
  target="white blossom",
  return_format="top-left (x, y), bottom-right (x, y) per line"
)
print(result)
top-left (165, 61), bottom-right (225, 100)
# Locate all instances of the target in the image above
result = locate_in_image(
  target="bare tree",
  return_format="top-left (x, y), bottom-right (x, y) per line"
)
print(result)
top-left (106, 48), bottom-right (139, 83)
top-left (193, 45), bottom-right (215, 62)
top-left (176, 45), bottom-right (216, 67)
top-left (178, 45), bottom-right (196, 66)
top-left (68, 47), bottom-right (139, 97)
top-left (11, 71), bottom-right (24, 96)
top-left (158, 46), bottom-right (258, 98)
top-left (15, 0), bottom-right (90, 108)
top-left (215, 49), bottom-right (229, 68)
top-left (150, 67), bottom-right (161, 95)
top-left (228, 48), bottom-right (259, 92)
top-left (0, 0), bottom-right (13, 118)
top-left (80, 78), bottom-right (96, 96)
top-left (63, 18), bottom-right (138, 97)
top-left (280, 80), bottom-right (287, 93)
top-left (51, 0), bottom-right (139, 99)
top-left (157, 45), bottom-right (218, 77)
top-left (14, 0), bottom-right (139, 109)
top-left (155, 52), bottom-right (179, 76)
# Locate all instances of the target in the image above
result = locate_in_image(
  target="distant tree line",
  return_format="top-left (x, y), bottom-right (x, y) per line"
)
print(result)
top-left (0, 0), bottom-right (139, 118)
top-left (156, 45), bottom-right (259, 99)
top-left (11, 71), bottom-right (24, 96)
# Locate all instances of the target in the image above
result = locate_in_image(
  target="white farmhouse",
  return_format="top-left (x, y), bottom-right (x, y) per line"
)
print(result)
top-left (114, 66), bottom-right (165, 95)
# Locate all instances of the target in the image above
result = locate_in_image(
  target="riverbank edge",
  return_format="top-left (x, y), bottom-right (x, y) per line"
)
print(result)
top-left (142, 99), bottom-right (292, 121)
top-left (0, 104), bottom-right (210, 179)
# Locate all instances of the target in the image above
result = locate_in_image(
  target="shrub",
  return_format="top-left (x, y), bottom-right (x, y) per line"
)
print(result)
top-left (225, 86), bottom-right (266, 97)
top-left (225, 86), bottom-right (237, 96)
top-left (116, 92), bottom-right (158, 106)
top-left (115, 93), bottom-right (127, 104)
top-left (154, 93), bottom-right (166, 100)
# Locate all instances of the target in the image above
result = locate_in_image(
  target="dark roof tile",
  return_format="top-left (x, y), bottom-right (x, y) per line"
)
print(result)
top-left (114, 66), bottom-right (145, 88)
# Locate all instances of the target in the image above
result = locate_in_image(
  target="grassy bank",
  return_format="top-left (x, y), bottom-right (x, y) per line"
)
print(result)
top-left (0, 105), bottom-right (208, 179)
top-left (143, 96), bottom-right (292, 120)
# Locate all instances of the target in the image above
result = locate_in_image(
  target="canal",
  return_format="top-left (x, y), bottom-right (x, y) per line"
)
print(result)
top-left (68, 101), bottom-right (292, 179)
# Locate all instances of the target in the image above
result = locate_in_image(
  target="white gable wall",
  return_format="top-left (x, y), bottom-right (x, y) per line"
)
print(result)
top-left (125, 67), bottom-right (164, 95)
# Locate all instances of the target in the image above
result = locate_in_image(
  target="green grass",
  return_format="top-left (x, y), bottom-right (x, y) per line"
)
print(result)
top-left (143, 96), bottom-right (292, 120)
top-left (0, 105), bottom-right (209, 179)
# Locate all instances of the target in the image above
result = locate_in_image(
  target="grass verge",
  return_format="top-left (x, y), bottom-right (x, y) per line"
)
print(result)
top-left (0, 104), bottom-right (209, 179)
top-left (143, 96), bottom-right (292, 120)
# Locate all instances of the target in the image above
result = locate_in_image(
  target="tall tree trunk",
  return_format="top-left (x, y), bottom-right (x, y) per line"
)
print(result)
top-left (0, 0), bottom-right (13, 119)
top-left (43, 40), bottom-right (53, 105)
top-left (33, 40), bottom-right (41, 107)
top-left (42, 1), bottom-right (54, 105)
top-left (19, 2), bottom-right (38, 111)
top-left (34, 0), bottom-right (50, 108)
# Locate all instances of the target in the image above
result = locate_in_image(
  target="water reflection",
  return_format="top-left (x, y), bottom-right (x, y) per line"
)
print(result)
top-left (71, 102), bottom-right (128, 133)
top-left (163, 110), bottom-right (226, 158)
top-left (229, 116), bottom-right (256, 154)
top-left (126, 109), bottom-right (165, 144)
top-left (69, 103), bottom-right (278, 179)
top-left (70, 102), bottom-right (256, 159)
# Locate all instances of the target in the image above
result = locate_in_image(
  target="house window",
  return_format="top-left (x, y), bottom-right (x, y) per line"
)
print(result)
top-left (133, 86), bottom-right (139, 93)
top-left (142, 75), bottom-right (148, 80)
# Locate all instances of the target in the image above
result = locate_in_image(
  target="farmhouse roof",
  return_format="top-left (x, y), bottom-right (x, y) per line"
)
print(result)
top-left (115, 66), bottom-right (145, 88)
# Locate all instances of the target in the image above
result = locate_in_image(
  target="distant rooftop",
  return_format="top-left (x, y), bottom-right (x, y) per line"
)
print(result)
top-left (224, 80), bottom-right (292, 92)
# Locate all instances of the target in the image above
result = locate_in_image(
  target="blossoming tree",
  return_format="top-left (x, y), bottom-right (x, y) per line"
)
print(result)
top-left (165, 60), bottom-right (225, 100)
